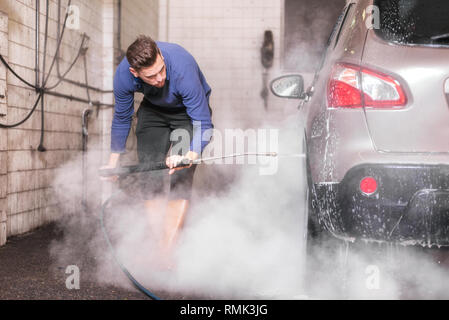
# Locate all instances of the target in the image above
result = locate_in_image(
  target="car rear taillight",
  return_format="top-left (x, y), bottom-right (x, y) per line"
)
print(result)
top-left (328, 63), bottom-right (407, 109)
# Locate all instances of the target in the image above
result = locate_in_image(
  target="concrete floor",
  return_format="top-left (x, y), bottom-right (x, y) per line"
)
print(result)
top-left (0, 223), bottom-right (152, 300)
top-left (2, 220), bottom-right (449, 300)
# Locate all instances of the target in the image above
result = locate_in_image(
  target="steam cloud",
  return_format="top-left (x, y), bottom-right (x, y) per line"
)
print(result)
top-left (49, 113), bottom-right (449, 299)
top-left (48, 0), bottom-right (449, 297)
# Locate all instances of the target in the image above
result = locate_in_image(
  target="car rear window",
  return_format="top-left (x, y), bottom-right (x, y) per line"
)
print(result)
top-left (374, 0), bottom-right (449, 46)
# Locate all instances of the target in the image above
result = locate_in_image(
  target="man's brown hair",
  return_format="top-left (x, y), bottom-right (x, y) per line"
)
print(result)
top-left (126, 35), bottom-right (159, 71)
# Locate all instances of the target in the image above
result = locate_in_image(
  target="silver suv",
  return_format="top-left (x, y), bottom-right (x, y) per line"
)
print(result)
top-left (272, 0), bottom-right (449, 247)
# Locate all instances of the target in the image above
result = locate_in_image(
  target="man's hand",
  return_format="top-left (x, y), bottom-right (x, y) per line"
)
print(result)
top-left (100, 153), bottom-right (121, 182)
top-left (166, 151), bottom-right (199, 175)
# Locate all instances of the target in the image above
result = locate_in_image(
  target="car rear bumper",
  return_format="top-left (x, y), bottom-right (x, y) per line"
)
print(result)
top-left (313, 164), bottom-right (449, 247)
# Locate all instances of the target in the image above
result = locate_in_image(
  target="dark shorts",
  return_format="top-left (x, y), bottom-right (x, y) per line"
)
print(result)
top-left (135, 100), bottom-right (197, 201)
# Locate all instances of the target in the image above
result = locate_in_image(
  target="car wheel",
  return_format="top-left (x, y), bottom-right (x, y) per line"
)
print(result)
top-left (302, 139), bottom-right (352, 298)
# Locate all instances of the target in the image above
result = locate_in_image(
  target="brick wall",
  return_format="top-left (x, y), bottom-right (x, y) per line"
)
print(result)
top-left (0, 0), bottom-right (158, 245)
top-left (0, 11), bottom-right (8, 246)
top-left (0, 0), bottom-right (302, 245)
top-left (0, 0), bottom-right (106, 238)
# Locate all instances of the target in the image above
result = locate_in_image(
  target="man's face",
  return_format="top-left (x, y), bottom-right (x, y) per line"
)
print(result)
top-left (130, 53), bottom-right (166, 88)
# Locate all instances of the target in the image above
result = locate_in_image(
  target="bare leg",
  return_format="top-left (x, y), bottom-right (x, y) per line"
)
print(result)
top-left (164, 199), bottom-right (189, 248)
top-left (143, 198), bottom-right (167, 256)
top-left (143, 198), bottom-right (188, 269)
top-left (161, 199), bottom-right (189, 267)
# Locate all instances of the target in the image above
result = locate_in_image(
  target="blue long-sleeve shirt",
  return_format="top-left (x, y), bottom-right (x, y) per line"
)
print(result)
top-left (111, 41), bottom-right (213, 154)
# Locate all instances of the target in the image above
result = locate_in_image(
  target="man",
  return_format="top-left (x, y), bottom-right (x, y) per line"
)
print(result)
top-left (104, 35), bottom-right (213, 264)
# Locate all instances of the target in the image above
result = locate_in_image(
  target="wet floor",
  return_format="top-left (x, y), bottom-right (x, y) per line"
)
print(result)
top-left (1, 221), bottom-right (449, 300)
top-left (305, 239), bottom-right (449, 299)
top-left (0, 223), bottom-right (164, 300)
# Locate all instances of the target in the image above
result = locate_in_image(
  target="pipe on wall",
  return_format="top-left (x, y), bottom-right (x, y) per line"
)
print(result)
top-left (35, 0), bottom-right (40, 90)
top-left (81, 108), bottom-right (92, 211)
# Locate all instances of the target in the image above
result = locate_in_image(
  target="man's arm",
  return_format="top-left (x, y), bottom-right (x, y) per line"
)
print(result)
top-left (108, 70), bottom-right (136, 167)
top-left (176, 65), bottom-right (213, 156)
top-left (165, 65), bottom-right (213, 174)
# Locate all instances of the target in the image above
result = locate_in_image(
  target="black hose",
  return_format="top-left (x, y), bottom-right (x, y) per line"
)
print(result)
top-left (37, 0), bottom-right (50, 152)
top-left (115, 0), bottom-right (125, 65)
top-left (0, 55), bottom-right (38, 90)
top-left (41, 0), bottom-right (49, 88)
top-left (56, 0), bottom-right (111, 93)
top-left (98, 152), bottom-right (278, 299)
top-left (83, 52), bottom-right (92, 106)
top-left (45, 34), bottom-right (88, 91)
top-left (81, 108), bottom-right (91, 211)
top-left (37, 93), bottom-right (47, 152)
top-left (56, 0), bottom-right (62, 77)
top-left (117, 0), bottom-right (122, 53)
top-left (0, 92), bottom-right (43, 128)
top-left (100, 190), bottom-right (161, 300)
top-left (0, 53), bottom-right (114, 113)
top-left (0, 0), bottom-right (115, 133)
top-left (0, 0), bottom-right (83, 130)
top-left (41, 0), bottom-right (72, 89)
top-left (35, 0), bottom-right (40, 89)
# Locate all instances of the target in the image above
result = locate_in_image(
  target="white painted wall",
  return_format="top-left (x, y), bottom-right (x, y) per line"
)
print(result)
top-left (158, 0), bottom-right (295, 131)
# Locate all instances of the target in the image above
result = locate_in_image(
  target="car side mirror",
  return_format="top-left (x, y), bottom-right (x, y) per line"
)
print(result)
top-left (270, 75), bottom-right (305, 99)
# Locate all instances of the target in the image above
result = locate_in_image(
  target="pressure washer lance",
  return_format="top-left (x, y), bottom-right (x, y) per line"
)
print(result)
top-left (99, 152), bottom-right (279, 177)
